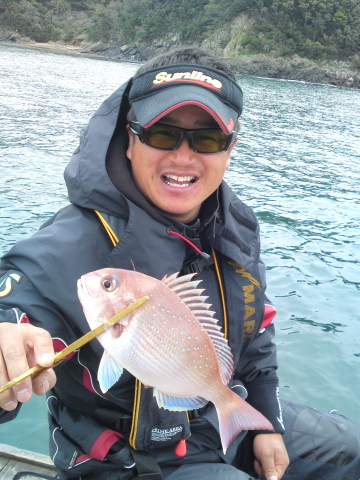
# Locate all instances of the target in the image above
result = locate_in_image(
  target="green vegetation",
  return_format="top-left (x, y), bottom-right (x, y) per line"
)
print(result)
top-left (0, 0), bottom-right (359, 61)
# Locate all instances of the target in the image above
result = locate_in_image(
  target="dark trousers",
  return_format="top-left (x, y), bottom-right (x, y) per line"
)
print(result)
top-left (237, 399), bottom-right (360, 480)
top-left (57, 399), bottom-right (360, 480)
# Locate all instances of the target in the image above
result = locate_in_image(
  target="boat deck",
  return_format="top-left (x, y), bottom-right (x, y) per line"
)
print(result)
top-left (0, 443), bottom-right (57, 479)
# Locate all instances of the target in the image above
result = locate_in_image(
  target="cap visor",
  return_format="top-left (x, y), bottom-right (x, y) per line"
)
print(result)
top-left (132, 85), bottom-right (237, 134)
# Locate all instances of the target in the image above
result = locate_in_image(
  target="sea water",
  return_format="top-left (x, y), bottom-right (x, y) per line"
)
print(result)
top-left (0, 44), bottom-right (359, 455)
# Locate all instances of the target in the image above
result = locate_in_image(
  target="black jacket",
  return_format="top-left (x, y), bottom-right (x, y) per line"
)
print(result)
top-left (0, 80), bottom-right (284, 477)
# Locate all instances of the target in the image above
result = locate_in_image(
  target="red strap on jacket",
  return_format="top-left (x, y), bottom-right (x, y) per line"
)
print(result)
top-left (262, 304), bottom-right (277, 329)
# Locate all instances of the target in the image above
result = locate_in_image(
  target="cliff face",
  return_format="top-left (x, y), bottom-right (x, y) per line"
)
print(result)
top-left (226, 55), bottom-right (360, 89)
top-left (1, 24), bottom-right (359, 89)
top-left (81, 12), bottom-right (360, 89)
top-left (92, 43), bottom-right (360, 89)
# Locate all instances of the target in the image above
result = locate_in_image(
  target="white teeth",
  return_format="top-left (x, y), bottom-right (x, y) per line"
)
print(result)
top-left (163, 174), bottom-right (196, 187)
top-left (166, 175), bottom-right (195, 182)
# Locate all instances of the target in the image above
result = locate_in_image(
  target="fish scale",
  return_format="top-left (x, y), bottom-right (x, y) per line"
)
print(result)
top-left (78, 267), bottom-right (274, 453)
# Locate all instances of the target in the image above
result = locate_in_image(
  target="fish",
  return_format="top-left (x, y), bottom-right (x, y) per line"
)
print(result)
top-left (77, 268), bottom-right (274, 453)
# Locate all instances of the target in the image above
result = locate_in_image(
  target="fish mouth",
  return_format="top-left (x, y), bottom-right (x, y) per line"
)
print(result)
top-left (77, 277), bottom-right (87, 300)
top-left (162, 174), bottom-right (197, 188)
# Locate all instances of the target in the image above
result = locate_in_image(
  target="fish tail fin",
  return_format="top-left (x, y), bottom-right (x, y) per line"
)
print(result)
top-left (215, 390), bottom-right (274, 454)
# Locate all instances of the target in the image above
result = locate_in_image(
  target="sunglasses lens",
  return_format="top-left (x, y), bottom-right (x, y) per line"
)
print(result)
top-left (144, 125), bottom-right (181, 150)
top-left (140, 123), bottom-right (233, 153)
top-left (192, 130), bottom-right (229, 153)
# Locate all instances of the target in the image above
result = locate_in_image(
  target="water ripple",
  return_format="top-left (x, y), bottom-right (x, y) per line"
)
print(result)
top-left (0, 46), bottom-right (359, 452)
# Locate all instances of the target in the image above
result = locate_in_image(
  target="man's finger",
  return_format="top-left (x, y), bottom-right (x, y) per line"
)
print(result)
top-left (32, 329), bottom-right (55, 367)
top-left (31, 368), bottom-right (57, 396)
top-left (0, 323), bottom-right (55, 406)
top-left (0, 348), bottom-right (18, 410)
top-left (0, 333), bottom-right (32, 403)
top-left (254, 455), bottom-right (279, 480)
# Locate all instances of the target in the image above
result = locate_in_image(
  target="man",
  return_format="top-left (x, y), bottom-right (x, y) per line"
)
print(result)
top-left (0, 48), bottom-right (359, 480)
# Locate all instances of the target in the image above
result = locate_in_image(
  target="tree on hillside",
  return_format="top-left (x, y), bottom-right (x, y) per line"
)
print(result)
top-left (0, 0), bottom-right (359, 61)
top-left (68, 0), bottom-right (90, 10)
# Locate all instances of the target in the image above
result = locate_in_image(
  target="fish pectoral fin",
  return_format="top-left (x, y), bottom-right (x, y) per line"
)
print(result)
top-left (98, 350), bottom-right (124, 393)
top-left (154, 389), bottom-right (208, 411)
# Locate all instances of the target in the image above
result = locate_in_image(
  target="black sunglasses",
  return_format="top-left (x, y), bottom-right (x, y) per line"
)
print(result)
top-left (129, 122), bottom-right (237, 154)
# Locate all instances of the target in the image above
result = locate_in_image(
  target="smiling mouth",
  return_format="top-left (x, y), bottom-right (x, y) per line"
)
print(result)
top-left (163, 174), bottom-right (196, 188)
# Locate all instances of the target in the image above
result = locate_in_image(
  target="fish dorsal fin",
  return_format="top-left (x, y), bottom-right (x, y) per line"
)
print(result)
top-left (162, 272), bottom-right (233, 385)
top-left (153, 388), bottom-right (208, 411)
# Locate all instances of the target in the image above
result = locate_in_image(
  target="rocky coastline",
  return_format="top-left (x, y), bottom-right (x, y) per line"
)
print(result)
top-left (1, 31), bottom-right (359, 89)
top-left (102, 42), bottom-right (360, 89)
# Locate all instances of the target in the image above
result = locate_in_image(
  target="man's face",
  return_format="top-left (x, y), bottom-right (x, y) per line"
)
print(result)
top-left (126, 104), bottom-right (237, 224)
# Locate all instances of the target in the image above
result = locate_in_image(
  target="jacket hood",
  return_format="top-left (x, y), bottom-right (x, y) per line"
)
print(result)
top-left (64, 80), bottom-right (134, 217)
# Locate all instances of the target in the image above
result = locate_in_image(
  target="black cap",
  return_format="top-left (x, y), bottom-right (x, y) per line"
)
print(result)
top-left (129, 63), bottom-right (243, 134)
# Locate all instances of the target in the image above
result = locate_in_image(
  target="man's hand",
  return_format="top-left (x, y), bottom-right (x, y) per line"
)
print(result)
top-left (0, 322), bottom-right (56, 411)
top-left (253, 433), bottom-right (289, 480)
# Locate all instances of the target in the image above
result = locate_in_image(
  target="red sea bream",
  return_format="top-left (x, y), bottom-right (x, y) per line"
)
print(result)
top-left (77, 268), bottom-right (274, 453)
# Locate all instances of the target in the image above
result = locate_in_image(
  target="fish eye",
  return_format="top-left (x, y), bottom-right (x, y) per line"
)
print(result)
top-left (101, 274), bottom-right (119, 292)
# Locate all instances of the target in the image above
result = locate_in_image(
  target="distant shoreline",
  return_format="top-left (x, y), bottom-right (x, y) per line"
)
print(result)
top-left (0, 40), bottom-right (108, 60)
top-left (1, 39), bottom-right (359, 89)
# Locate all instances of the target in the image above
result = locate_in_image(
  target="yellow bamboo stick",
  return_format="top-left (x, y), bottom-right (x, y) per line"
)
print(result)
top-left (0, 296), bottom-right (149, 395)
